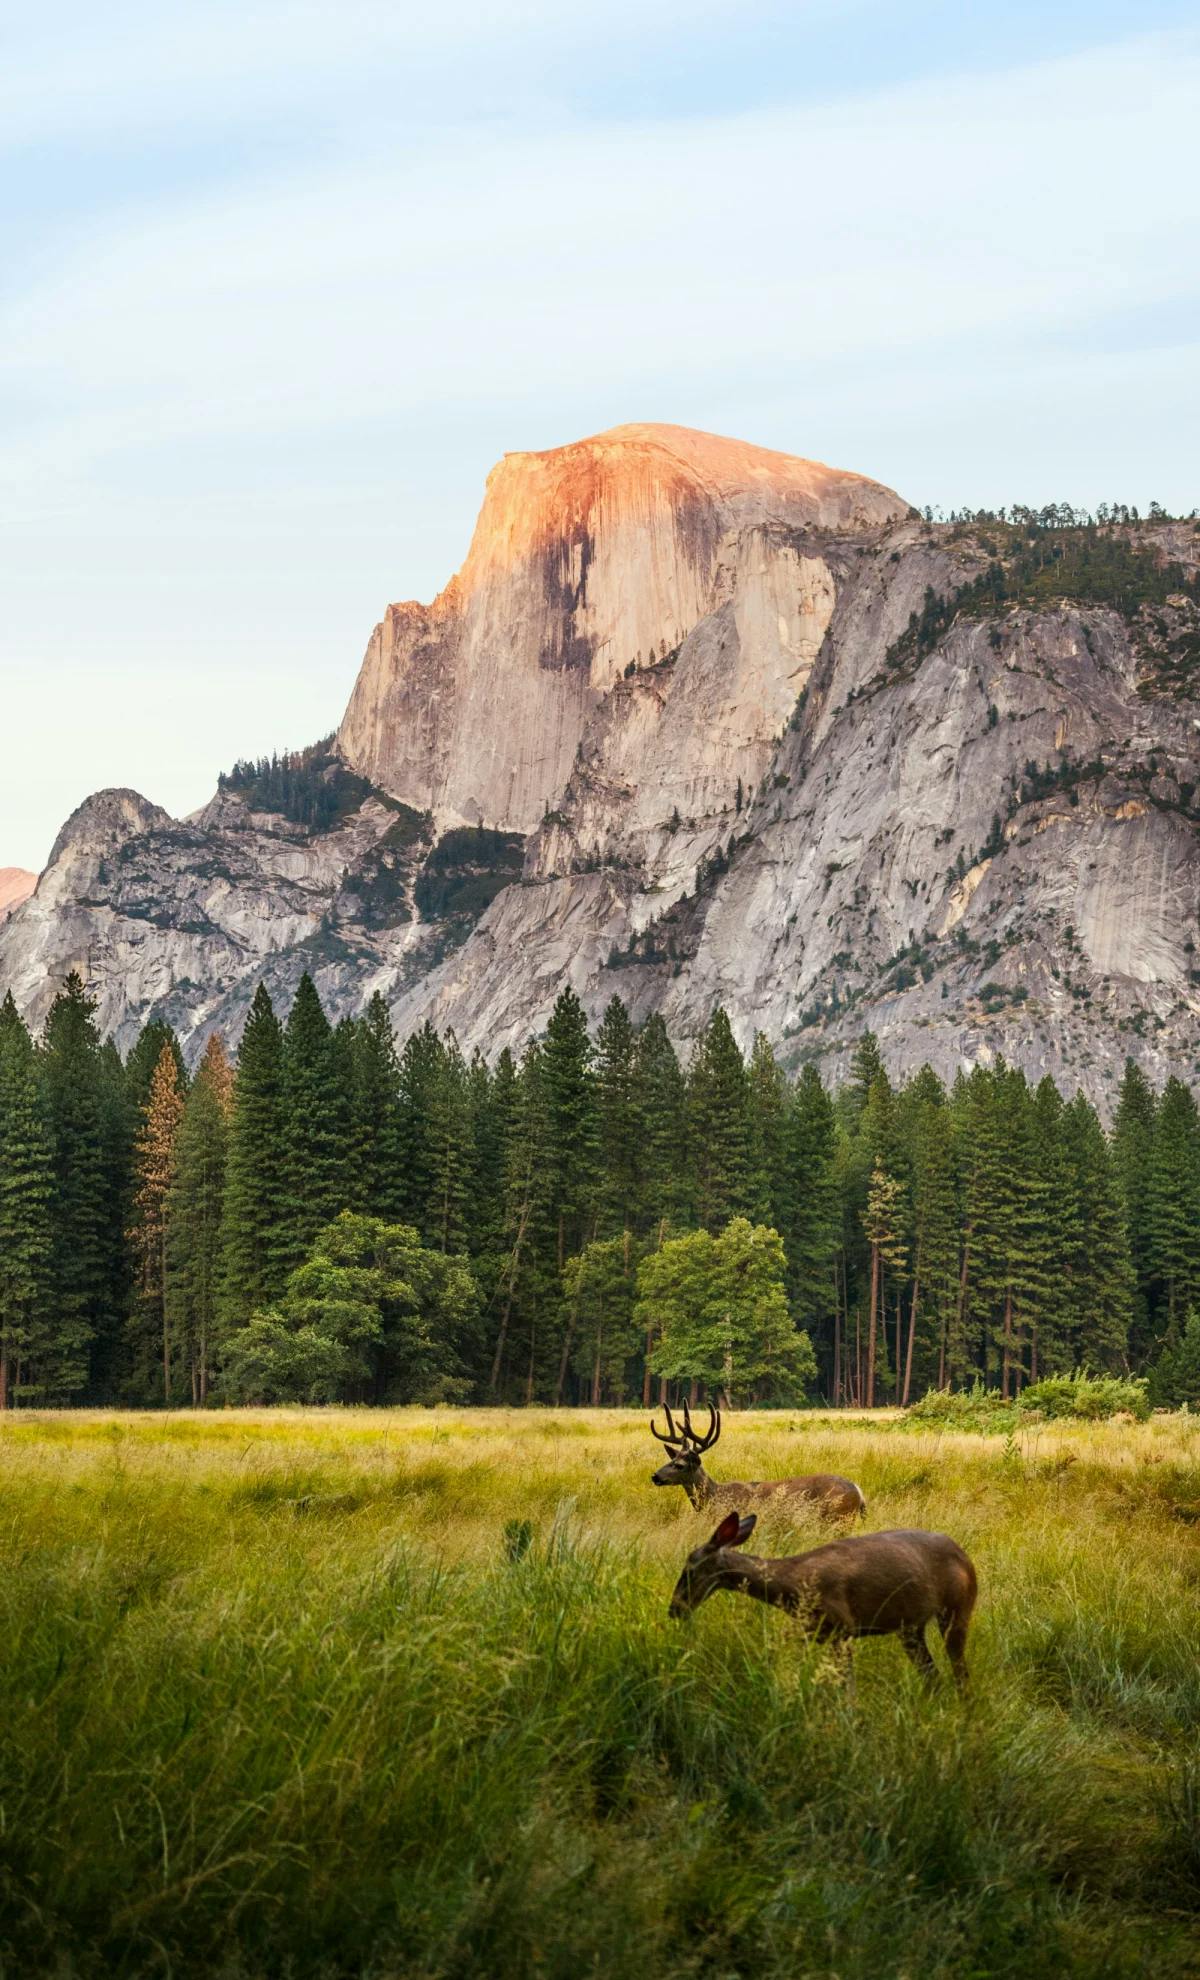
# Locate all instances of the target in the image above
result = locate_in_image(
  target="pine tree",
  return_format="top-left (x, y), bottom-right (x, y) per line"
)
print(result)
top-left (219, 983), bottom-right (286, 1330)
top-left (0, 1006), bottom-right (53, 1406)
top-left (1061, 1092), bottom-right (1133, 1370)
top-left (687, 1008), bottom-right (751, 1233)
top-left (904, 1070), bottom-right (960, 1399)
top-left (473, 1047), bottom-right (517, 1261)
top-left (1144, 1077), bottom-right (1200, 1349)
top-left (397, 1022), bottom-right (443, 1232)
top-left (278, 973), bottom-right (350, 1272)
top-left (1026, 1075), bottom-right (1073, 1378)
top-left (967, 1065), bottom-right (1053, 1396)
top-left (843, 1031), bottom-right (886, 1130)
top-left (781, 1065), bottom-right (840, 1392)
top-left (349, 994), bottom-right (406, 1221)
top-left (747, 1032), bottom-right (791, 1232)
top-left (1113, 1057), bottom-right (1157, 1360)
top-left (1153, 1308), bottom-right (1200, 1406)
top-left (636, 1015), bottom-right (689, 1233)
top-left (594, 996), bottom-right (640, 1237)
top-left (425, 1033), bottom-right (473, 1255)
top-left (541, 987), bottom-right (599, 1268)
top-left (862, 1163), bottom-right (907, 1406)
top-left (93, 1036), bottom-right (138, 1399)
top-left (490, 1041), bottom-right (554, 1400)
top-left (124, 1020), bottom-right (187, 1116)
top-left (128, 1043), bottom-right (186, 1402)
top-left (40, 973), bottom-right (107, 1397)
top-left (166, 1034), bottom-right (233, 1404)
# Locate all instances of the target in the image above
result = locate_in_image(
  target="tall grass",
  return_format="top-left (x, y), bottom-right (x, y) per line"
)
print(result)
top-left (2, 1409), bottom-right (1198, 1978)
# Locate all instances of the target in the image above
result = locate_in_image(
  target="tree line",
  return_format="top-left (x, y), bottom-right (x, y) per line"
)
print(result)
top-left (1, 972), bottom-right (1199, 1409)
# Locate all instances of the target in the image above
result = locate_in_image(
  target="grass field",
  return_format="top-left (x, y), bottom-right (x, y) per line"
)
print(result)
top-left (2, 1407), bottom-right (1199, 1978)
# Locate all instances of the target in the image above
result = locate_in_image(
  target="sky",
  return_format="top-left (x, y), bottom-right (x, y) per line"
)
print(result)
top-left (3, 1), bottom-right (1198, 874)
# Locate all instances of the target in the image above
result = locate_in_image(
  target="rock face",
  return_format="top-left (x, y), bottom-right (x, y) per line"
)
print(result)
top-left (0, 869), bottom-right (35, 922)
top-left (337, 423), bottom-right (904, 831)
top-left (2, 422), bottom-right (1199, 1104)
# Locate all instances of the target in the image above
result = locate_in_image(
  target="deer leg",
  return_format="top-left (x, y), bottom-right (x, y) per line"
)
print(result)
top-left (938, 1611), bottom-right (971, 1696)
top-left (899, 1624), bottom-right (938, 1685)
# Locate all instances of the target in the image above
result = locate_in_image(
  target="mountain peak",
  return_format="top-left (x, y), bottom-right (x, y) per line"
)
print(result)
top-left (46, 789), bottom-right (173, 871)
top-left (338, 420), bottom-right (906, 831)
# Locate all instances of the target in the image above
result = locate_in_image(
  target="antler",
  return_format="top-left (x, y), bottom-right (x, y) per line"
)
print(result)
top-left (684, 1401), bottom-right (721, 1454)
top-left (650, 1404), bottom-right (685, 1446)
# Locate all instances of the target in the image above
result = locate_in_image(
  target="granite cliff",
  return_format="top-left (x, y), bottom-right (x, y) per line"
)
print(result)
top-left (3, 423), bottom-right (1198, 1101)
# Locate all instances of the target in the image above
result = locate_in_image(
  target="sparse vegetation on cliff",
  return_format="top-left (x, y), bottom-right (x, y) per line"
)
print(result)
top-left (218, 736), bottom-right (375, 832)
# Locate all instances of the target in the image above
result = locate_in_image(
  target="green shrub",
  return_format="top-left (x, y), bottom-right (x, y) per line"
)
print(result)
top-left (904, 1381), bottom-right (1019, 1432)
top-left (1017, 1371), bottom-right (1150, 1422)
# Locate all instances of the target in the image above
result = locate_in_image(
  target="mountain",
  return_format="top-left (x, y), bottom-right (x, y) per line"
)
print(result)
top-left (0, 868), bottom-right (35, 921)
top-left (2, 423), bottom-right (1198, 1101)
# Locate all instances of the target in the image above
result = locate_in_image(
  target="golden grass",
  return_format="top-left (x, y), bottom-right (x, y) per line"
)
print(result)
top-left (2, 1407), bottom-right (1198, 1978)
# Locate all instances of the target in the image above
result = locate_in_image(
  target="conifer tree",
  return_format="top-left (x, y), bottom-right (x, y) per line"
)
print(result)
top-left (349, 993), bottom-right (406, 1221)
top-left (783, 1064), bottom-right (840, 1388)
top-left (969, 1065), bottom-right (1052, 1395)
top-left (93, 1036), bottom-right (138, 1398)
top-left (843, 1030), bottom-right (885, 1130)
top-left (128, 1043), bottom-right (186, 1402)
top-left (687, 1007), bottom-right (751, 1233)
top-left (279, 973), bottom-right (350, 1271)
top-left (1061, 1091), bottom-right (1133, 1370)
top-left (541, 987), bottom-right (599, 1267)
top-left (473, 1047), bottom-right (517, 1262)
top-left (904, 1070), bottom-right (960, 1398)
top-left (219, 983), bottom-right (286, 1329)
top-left (1113, 1057), bottom-right (1157, 1358)
top-left (1152, 1307), bottom-right (1200, 1406)
top-left (594, 996), bottom-right (640, 1237)
top-left (166, 1034), bottom-right (233, 1404)
top-left (1144, 1076), bottom-right (1200, 1347)
top-left (40, 973), bottom-right (107, 1397)
top-left (635, 1015), bottom-right (689, 1233)
top-left (747, 1032), bottom-right (791, 1232)
top-left (862, 1162), bottom-right (907, 1405)
top-left (124, 1020), bottom-right (187, 1115)
top-left (1027, 1075), bottom-right (1073, 1378)
top-left (397, 1022), bottom-right (444, 1231)
top-left (491, 1041), bottom-right (554, 1399)
top-left (425, 1034), bottom-right (473, 1255)
top-left (0, 1006), bottom-right (53, 1406)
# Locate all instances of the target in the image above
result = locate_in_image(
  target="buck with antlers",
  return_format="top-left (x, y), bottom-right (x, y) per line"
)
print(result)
top-left (649, 1403), bottom-right (865, 1519)
top-left (669, 1509), bottom-right (977, 1690)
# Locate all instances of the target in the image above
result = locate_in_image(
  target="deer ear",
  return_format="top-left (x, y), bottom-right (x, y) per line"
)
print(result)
top-left (736, 1514), bottom-right (757, 1545)
top-left (710, 1509), bottom-right (744, 1550)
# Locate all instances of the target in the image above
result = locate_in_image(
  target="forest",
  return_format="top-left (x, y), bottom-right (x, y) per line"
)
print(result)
top-left (1, 970), bottom-right (1199, 1412)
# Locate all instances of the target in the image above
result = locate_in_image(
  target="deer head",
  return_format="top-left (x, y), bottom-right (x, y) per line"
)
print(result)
top-left (649, 1400), bottom-right (721, 1489)
top-left (668, 1508), bottom-right (757, 1617)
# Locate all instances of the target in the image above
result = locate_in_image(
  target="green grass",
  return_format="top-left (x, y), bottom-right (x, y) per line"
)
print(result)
top-left (2, 1409), bottom-right (1199, 1978)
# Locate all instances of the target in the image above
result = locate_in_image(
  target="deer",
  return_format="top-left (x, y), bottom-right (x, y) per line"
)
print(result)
top-left (650, 1402), bottom-right (866, 1520)
top-left (668, 1508), bottom-right (977, 1690)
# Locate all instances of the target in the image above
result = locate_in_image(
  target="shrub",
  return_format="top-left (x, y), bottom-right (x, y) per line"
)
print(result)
top-left (904, 1382), bottom-right (1019, 1432)
top-left (903, 1371), bottom-right (1150, 1430)
top-left (1017, 1371), bottom-right (1150, 1422)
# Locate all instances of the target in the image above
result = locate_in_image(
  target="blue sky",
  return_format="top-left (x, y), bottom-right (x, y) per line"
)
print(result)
top-left (3, 1), bottom-right (1198, 872)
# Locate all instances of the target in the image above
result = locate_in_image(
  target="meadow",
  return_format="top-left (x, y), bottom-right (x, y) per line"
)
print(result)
top-left (2, 1408), bottom-right (1198, 1979)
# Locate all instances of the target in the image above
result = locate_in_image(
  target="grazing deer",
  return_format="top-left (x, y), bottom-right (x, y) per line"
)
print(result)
top-left (650, 1403), bottom-right (865, 1520)
top-left (668, 1509), bottom-right (977, 1690)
